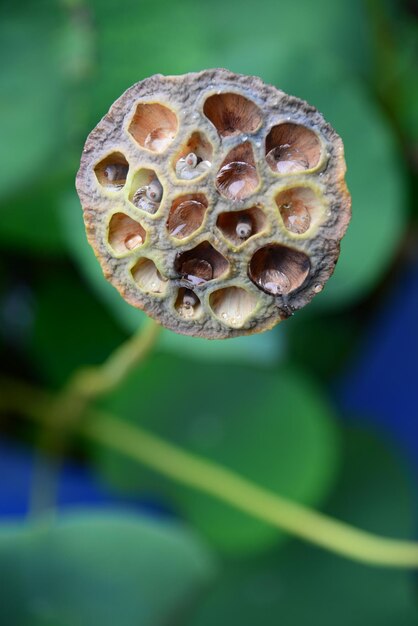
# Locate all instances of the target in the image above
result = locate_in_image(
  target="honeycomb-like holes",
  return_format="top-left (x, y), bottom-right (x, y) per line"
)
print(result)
top-left (203, 93), bottom-right (262, 137)
top-left (175, 241), bottom-right (229, 286)
top-left (128, 102), bottom-right (178, 153)
top-left (249, 244), bottom-right (310, 295)
top-left (131, 258), bottom-right (168, 294)
top-left (265, 123), bottom-right (321, 174)
top-left (217, 206), bottom-right (266, 247)
top-left (173, 132), bottom-right (213, 181)
top-left (167, 194), bottom-right (208, 240)
top-left (275, 186), bottom-right (324, 235)
top-left (94, 152), bottom-right (129, 189)
top-left (108, 213), bottom-right (146, 256)
top-left (216, 142), bottom-right (259, 201)
top-left (175, 288), bottom-right (202, 320)
top-left (128, 168), bottom-right (163, 214)
top-left (209, 287), bottom-right (257, 328)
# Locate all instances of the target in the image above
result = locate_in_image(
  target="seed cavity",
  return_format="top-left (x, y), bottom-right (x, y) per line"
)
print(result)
top-left (131, 258), bottom-right (168, 294)
top-left (176, 152), bottom-right (212, 179)
top-left (203, 93), bottom-right (262, 137)
top-left (175, 242), bottom-right (229, 286)
top-left (180, 258), bottom-right (213, 285)
top-left (209, 287), bottom-right (257, 328)
top-left (266, 146), bottom-right (309, 173)
top-left (129, 169), bottom-right (163, 214)
top-left (249, 244), bottom-right (310, 295)
top-left (265, 123), bottom-right (321, 174)
top-left (104, 164), bottom-right (128, 184)
top-left (175, 288), bottom-right (201, 319)
top-left (275, 187), bottom-right (323, 235)
top-left (259, 268), bottom-right (291, 295)
top-left (167, 194), bottom-right (208, 239)
top-left (128, 102), bottom-right (178, 153)
top-left (144, 128), bottom-right (171, 152)
top-left (174, 132), bottom-right (213, 180)
top-left (94, 152), bottom-right (129, 189)
top-left (280, 201), bottom-right (310, 234)
top-left (216, 206), bottom-right (266, 246)
top-left (216, 142), bottom-right (259, 201)
top-left (108, 213), bottom-right (146, 255)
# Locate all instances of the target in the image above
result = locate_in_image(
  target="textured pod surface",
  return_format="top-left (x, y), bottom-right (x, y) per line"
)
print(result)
top-left (76, 69), bottom-right (351, 339)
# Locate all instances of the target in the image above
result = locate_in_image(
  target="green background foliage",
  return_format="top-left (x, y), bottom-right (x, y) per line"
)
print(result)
top-left (0, 513), bottom-right (215, 626)
top-left (0, 0), bottom-right (417, 624)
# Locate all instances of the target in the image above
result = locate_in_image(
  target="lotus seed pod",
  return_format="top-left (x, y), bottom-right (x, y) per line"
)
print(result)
top-left (76, 69), bottom-right (351, 338)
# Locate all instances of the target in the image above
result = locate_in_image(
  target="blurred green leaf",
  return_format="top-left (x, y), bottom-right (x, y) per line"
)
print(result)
top-left (183, 427), bottom-right (418, 625)
top-left (0, 176), bottom-right (69, 254)
top-left (0, 4), bottom-right (67, 199)
top-left (0, 1), bottom-right (94, 252)
top-left (159, 327), bottom-right (283, 367)
top-left (84, 0), bottom-right (210, 127)
top-left (199, 0), bottom-right (371, 80)
top-left (95, 355), bottom-right (340, 555)
top-left (284, 308), bottom-right (360, 379)
top-left (29, 263), bottom-right (127, 387)
top-left (84, 0), bottom-right (371, 118)
top-left (368, 0), bottom-right (418, 145)
top-left (0, 510), bottom-right (216, 626)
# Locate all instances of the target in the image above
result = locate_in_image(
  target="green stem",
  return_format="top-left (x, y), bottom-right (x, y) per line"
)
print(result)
top-left (29, 319), bottom-right (161, 515)
top-left (2, 378), bottom-right (418, 569)
top-left (66, 318), bottom-right (161, 401)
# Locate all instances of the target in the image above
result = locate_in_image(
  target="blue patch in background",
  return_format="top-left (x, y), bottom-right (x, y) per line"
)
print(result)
top-left (335, 258), bottom-right (418, 481)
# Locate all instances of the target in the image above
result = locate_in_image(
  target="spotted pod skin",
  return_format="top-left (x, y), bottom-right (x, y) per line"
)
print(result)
top-left (76, 69), bottom-right (351, 339)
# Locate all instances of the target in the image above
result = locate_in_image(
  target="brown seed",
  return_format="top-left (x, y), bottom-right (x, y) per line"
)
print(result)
top-left (259, 269), bottom-right (291, 295)
top-left (168, 200), bottom-right (206, 238)
top-left (181, 258), bottom-right (213, 285)
top-left (266, 145), bottom-right (309, 174)
top-left (280, 201), bottom-right (311, 234)
top-left (216, 161), bottom-right (258, 201)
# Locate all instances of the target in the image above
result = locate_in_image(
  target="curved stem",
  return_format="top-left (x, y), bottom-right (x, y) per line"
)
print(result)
top-left (29, 319), bottom-right (161, 515)
top-left (2, 378), bottom-right (418, 569)
top-left (85, 410), bottom-right (418, 568)
top-left (66, 318), bottom-right (162, 401)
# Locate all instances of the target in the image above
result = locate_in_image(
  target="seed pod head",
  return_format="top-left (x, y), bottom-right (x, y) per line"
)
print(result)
top-left (76, 69), bottom-right (351, 339)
